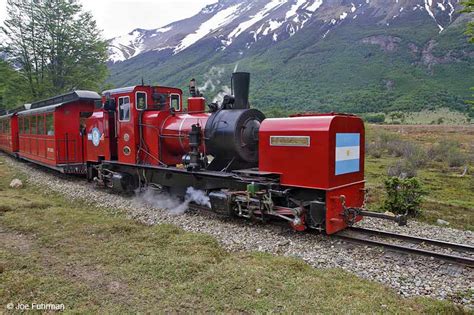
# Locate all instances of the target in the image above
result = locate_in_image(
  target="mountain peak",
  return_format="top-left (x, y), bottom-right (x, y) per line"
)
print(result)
top-left (108, 0), bottom-right (463, 63)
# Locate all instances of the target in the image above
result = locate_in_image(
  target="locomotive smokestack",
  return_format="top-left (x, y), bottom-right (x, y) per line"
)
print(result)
top-left (231, 72), bottom-right (250, 109)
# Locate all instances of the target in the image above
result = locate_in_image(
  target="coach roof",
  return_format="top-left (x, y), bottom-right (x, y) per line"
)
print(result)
top-left (18, 90), bottom-right (101, 116)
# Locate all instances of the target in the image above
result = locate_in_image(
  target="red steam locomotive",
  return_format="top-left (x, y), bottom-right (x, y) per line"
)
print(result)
top-left (0, 73), bottom-right (406, 234)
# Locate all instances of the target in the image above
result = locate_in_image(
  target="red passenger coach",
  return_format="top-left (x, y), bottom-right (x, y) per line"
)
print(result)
top-left (0, 110), bottom-right (19, 155)
top-left (17, 91), bottom-right (101, 173)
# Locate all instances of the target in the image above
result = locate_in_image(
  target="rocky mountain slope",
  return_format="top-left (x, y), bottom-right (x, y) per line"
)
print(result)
top-left (107, 0), bottom-right (474, 114)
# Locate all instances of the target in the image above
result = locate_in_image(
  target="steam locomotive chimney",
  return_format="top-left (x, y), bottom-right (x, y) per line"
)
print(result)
top-left (231, 72), bottom-right (250, 109)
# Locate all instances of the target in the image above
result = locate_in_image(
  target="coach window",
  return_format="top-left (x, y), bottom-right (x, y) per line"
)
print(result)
top-left (31, 116), bottom-right (37, 135)
top-left (24, 117), bottom-right (30, 134)
top-left (118, 96), bottom-right (130, 121)
top-left (19, 118), bottom-right (23, 134)
top-left (38, 114), bottom-right (45, 135)
top-left (136, 92), bottom-right (147, 110)
top-left (170, 94), bottom-right (180, 111)
top-left (5, 121), bottom-right (10, 133)
top-left (46, 114), bottom-right (54, 136)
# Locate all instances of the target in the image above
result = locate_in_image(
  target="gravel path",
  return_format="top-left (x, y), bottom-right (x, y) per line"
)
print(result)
top-left (3, 155), bottom-right (473, 308)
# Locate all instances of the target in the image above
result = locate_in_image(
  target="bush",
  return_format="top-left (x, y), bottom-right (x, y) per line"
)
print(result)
top-left (447, 153), bottom-right (466, 167)
top-left (428, 140), bottom-right (467, 167)
top-left (385, 140), bottom-right (427, 167)
top-left (387, 160), bottom-right (418, 178)
top-left (367, 142), bottom-right (382, 158)
top-left (364, 114), bottom-right (385, 123)
top-left (382, 177), bottom-right (426, 217)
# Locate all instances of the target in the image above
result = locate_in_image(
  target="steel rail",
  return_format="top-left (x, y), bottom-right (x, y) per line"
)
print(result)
top-left (349, 227), bottom-right (474, 252)
top-left (335, 228), bottom-right (474, 267)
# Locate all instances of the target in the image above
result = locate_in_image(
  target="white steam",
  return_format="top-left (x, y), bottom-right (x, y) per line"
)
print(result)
top-left (212, 85), bottom-right (231, 104)
top-left (135, 187), bottom-right (211, 216)
top-left (233, 62), bottom-right (239, 73)
top-left (199, 62), bottom-right (240, 104)
top-left (199, 66), bottom-right (225, 92)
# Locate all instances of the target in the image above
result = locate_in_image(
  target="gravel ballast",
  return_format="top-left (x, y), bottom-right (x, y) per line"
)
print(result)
top-left (3, 155), bottom-right (473, 308)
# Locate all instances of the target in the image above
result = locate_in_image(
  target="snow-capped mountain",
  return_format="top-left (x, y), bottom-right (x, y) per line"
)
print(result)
top-left (107, 0), bottom-right (473, 115)
top-left (108, 0), bottom-right (463, 63)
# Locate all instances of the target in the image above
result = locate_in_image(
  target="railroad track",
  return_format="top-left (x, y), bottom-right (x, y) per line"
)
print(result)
top-left (335, 227), bottom-right (474, 267)
top-left (190, 202), bottom-right (474, 267)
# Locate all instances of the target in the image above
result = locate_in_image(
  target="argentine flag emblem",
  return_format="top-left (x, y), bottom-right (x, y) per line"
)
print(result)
top-left (335, 133), bottom-right (360, 175)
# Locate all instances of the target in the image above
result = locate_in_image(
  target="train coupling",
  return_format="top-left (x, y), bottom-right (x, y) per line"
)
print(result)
top-left (340, 195), bottom-right (408, 227)
top-left (358, 210), bottom-right (407, 226)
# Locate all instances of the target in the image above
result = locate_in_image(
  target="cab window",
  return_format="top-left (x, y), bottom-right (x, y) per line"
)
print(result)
top-left (118, 96), bottom-right (130, 121)
top-left (136, 92), bottom-right (147, 110)
top-left (170, 94), bottom-right (180, 111)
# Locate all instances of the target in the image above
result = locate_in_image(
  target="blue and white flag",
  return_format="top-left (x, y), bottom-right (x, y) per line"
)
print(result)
top-left (335, 133), bottom-right (360, 175)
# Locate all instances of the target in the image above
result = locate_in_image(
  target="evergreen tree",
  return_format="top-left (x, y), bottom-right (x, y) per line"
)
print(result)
top-left (462, 0), bottom-right (474, 43)
top-left (462, 0), bottom-right (474, 117)
top-left (0, 60), bottom-right (29, 110)
top-left (1, 0), bottom-right (108, 102)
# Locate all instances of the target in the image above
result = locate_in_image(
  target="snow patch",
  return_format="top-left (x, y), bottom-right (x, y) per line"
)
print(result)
top-left (227, 0), bottom-right (285, 46)
top-left (447, 0), bottom-right (455, 21)
top-left (175, 4), bottom-right (241, 53)
top-left (423, 0), bottom-right (444, 32)
top-left (322, 29), bottom-right (330, 38)
top-left (340, 12), bottom-right (348, 20)
top-left (306, 0), bottom-right (323, 12)
top-left (253, 19), bottom-right (284, 41)
top-left (108, 29), bottom-right (145, 62)
top-left (286, 0), bottom-right (306, 19)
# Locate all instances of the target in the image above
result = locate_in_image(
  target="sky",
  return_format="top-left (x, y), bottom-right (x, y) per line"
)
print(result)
top-left (0, 0), bottom-right (218, 38)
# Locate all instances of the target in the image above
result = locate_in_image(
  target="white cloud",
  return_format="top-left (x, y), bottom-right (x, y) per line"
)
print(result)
top-left (0, 0), bottom-right (218, 38)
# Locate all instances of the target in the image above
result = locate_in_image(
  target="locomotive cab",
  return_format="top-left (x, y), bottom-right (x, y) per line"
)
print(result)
top-left (85, 85), bottom-right (185, 165)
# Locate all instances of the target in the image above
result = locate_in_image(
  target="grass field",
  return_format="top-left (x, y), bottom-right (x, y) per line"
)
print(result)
top-left (370, 108), bottom-right (471, 125)
top-left (365, 124), bottom-right (474, 231)
top-left (0, 157), bottom-right (467, 313)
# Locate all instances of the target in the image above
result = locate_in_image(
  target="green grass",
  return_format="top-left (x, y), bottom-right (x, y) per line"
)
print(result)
top-left (0, 156), bottom-right (468, 313)
top-left (365, 125), bottom-right (474, 230)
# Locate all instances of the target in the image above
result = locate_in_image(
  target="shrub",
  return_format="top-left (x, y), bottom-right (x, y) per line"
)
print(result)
top-left (403, 143), bottom-right (427, 168)
top-left (447, 153), bottom-right (466, 167)
top-left (385, 140), bottom-right (427, 167)
top-left (367, 142), bottom-right (383, 158)
top-left (387, 160), bottom-right (418, 178)
top-left (364, 114), bottom-right (385, 123)
top-left (428, 140), bottom-right (467, 167)
top-left (382, 177), bottom-right (426, 217)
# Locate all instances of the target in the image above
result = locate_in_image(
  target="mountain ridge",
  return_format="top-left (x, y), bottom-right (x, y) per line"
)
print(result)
top-left (106, 0), bottom-right (474, 115)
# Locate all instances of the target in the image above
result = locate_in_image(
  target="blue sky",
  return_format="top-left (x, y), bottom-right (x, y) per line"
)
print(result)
top-left (0, 0), bottom-right (218, 38)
